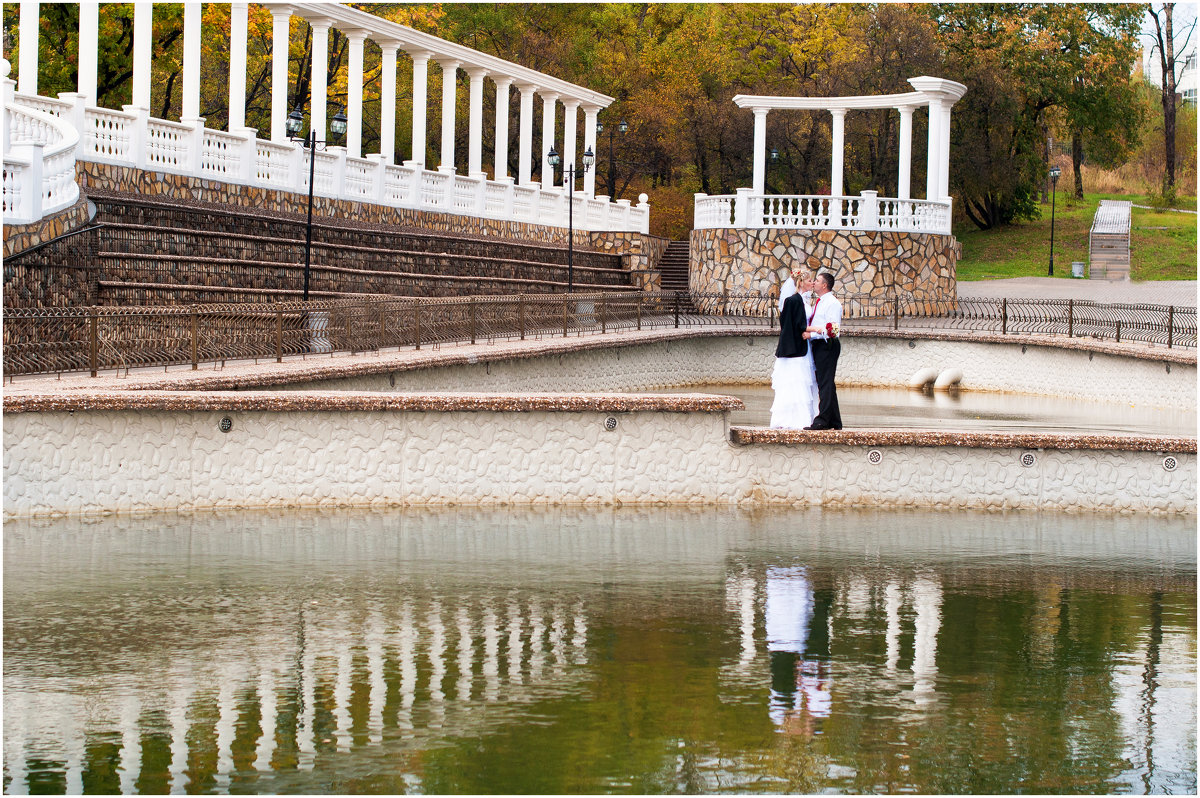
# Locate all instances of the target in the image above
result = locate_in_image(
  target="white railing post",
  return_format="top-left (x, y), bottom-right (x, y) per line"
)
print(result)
top-left (442, 170), bottom-right (455, 209)
top-left (237, 127), bottom-right (257, 184)
top-left (367, 153), bottom-right (387, 203)
top-left (635, 192), bottom-right (650, 234)
top-left (291, 140), bottom-right (306, 194)
top-left (122, 105), bottom-right (149, 169)
top-left (502, 176), bottom-right (515, 218)
top-left (411, 166), bottom-right (424, 210)
top-left (3, 64), bottom-right (15, 157)
top-left (734, 187), bottom-right (753, 227)
top-left (860, 190), bottom-right (878, 230)
top-left (331, 147), bottom-right (347, 201)
top-left (23, 142), bottom-right (45, 221)
top-left (475, 175), bottom-right (487, 215)
top-left (694, 192), bottom-right (707, 229)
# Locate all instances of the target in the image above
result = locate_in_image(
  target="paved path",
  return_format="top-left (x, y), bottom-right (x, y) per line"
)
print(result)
top-left (958, 277), bottom-right (1197, 306)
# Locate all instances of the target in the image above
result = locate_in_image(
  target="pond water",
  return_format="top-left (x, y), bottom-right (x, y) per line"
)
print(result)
top-left (4, 508), bottom-right (1195, 795)
top-left (665, 384), bottom-right (1197, 437)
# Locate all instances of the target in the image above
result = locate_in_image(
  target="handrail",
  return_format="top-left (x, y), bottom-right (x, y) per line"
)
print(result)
top-left (3, 102), bottom-right (81, 223)
top-left (695, 192), bottom-right (952, 235)
top-left (3, 292), bottom-right (1193, 378)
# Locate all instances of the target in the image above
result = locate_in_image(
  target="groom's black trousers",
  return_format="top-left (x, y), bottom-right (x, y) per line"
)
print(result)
top-left (809, 338), bottom-right (842, 430)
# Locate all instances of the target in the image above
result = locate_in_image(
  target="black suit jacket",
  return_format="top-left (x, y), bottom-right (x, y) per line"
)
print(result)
top-left (775, 292), bottom-right (808, 358)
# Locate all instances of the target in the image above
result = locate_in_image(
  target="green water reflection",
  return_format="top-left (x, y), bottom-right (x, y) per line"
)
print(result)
top-left (3, 507), bottom-right (1195, 794)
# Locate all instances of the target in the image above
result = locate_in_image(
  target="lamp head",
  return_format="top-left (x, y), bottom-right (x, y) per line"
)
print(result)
top-left (330, 107), bottom-right (348, 137)
top-left (618, 119), bottom-right (629, 134)
top-left (286, 107), bottom-right (305, 137)
top-left (769, 147), bottom-right (779, 163)
top-left (547, 147), bottom-right (561, 168)
top-left (596, 121), bottom-right (604, 134)
top-left (1049, 165), bottom-right (1061, 181)
top-left (582, 147), bottom-right (595, 168)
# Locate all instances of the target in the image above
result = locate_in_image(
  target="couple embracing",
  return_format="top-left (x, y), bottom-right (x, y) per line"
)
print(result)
top-left (770, 270), bottom-right (843, 431)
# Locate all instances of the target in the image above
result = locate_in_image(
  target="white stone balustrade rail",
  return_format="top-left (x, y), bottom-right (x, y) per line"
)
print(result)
top-left (3, 79), bottom-right (80, 224)
top-left (694, 191), bottom-right (952, 235)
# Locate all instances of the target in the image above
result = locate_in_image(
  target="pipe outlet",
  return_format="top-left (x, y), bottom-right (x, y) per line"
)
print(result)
top-left (908, 367), bottom-right (938, 389)
top-left (934, 368), bottom-right (963, 390)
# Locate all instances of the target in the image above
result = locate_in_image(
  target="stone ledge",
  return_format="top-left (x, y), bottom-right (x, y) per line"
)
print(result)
top-left (853, 327), bottom-right (1196, 365)
top-left (729, 425), bottom-right (1196, 453)
top-left (2, 390), bottom-right (745, 414)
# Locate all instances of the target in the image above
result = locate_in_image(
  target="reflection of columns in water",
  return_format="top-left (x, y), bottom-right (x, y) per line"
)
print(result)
top-left (168, 682), bottom-right (191, 792)
top-left (5, 690), bottom-right (27, 793)
top-left (216, 664), bottom-right (240, 787)
top-left (118, 694), bottom-right (141, 795)
top-left (507, 595), bottom-right (525, 685)
top-left (885, 580), bottom-right (903, 674)
top-left (456, 606), bottom-right (474, 703)
top-left (910, 576), bottom-right (943, 701)
top-left (334, 624), bottom-right (354, 751)
top-left (572, 601), bottom-right (588, 664)
top-left (397, 602), bottom-right (417, 732)
top-left (366, 611), bottom-right (386, 746)
top-left (482, 601), bottom-right (501, 701)
top-left (550, 604), bottom-right (567, 670)
top-left (254, 669), bottom-right (278, 772)
top-left (724, 570), bottom-right (758, 672)
top-left (528, 599), bottom-right (546, 681)
top-left (844, 575), bottom-right (871, 619)
top-left (428, 602), bottom-right (447, 728)
top-left (64, 696), bottom-right (85, 796)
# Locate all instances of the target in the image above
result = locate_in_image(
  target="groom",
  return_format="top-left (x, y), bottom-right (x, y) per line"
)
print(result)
top-left (802, 273), bottom-right (843, 430)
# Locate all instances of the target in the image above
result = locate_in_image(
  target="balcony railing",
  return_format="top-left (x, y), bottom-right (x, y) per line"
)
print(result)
top-left (4, 88), bottom-right (651, 233)
top-left (695, 189), bottom-right (952, 235)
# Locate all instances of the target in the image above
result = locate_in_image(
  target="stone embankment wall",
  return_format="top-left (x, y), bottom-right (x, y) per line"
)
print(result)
top-left (3, 162), bottom-right (668, 297)
top-left (690, 227), bottom-right (960, 307)
top-left (4, 396), bottom-right (1193, 517)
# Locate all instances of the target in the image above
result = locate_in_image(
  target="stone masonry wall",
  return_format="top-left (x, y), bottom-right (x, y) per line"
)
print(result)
top-left (690, 227), bottom-right (961, 308)
top-left (2, 194), bottom-right (94, 259)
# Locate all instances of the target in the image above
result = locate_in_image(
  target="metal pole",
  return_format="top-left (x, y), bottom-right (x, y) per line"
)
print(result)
top-left (191, 311), bottom-right (200, 369)
top-left (1168, 305), bottom-right (1174, 348)
top-left (1001, 298), bottom-right (1007, 335)
top-left (304, 130), bottom-right (316, 301)
top-left (1048, 176), bottom-right (1056, 276)
top-left (275, 308), bottom-right (282, 362)
top-left (470, 298), bottom-right (477, 344)
top-left (89, 313), bottom-right (99, 377)
top-left (567, 165), bottom-right (574, 292)
top-left (1067, 299), bottom-right (1073, 338)
top-left (519, 294), bottom-right (526, 340)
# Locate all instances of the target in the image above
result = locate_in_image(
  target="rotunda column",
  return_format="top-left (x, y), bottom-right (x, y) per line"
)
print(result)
top-left (18, 1), bottom-right (38, 95)
top-left (925, 99), bottom-right (942, 201)
top-left (493, 77), bottom-right (513, 180)
top-left (467, 66), bottom-right (488, 177)
top-left (181, 2), bottom-right (202, 122)
top-left (582, 105), bottom-right (599, 196)
top-left (130, 2), bottom-right (153, 111)
top-left (78, 2), bottom-right (99, 105)
top-left (438, 58), bottom-right (461, 173)
top-left (540, 91), bottom-right (559, 190)
top-left (563, 99), bottom-right (579, 191)
top-left (751, 107), bottom-right (768, 194)
top-left (378, 40), bottom-right (401, 162)
top-left (345, 28), bottom-right (368, 158)
top-left (897, 105), bottom-right (914, 200)
top-left (830, 108), bottom-right (847, 197)
top-left (517, 83), bottom-right (537, 185)
top-left (406, 50), bottom-right (431, 166)
top-left (308, 17), bottom-right (332, 141)
top-left (269, 5), bottom-right (292, 141)
top-left (228, 2), bottom-right (249, 130)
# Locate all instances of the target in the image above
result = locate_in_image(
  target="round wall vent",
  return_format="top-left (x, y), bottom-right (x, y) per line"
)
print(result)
top-left (605, 416), bottom-right (618, 431)
top-left (868, 449), bottom-right (883, 465)
top-left (1020, 452), bottom-right (1037, 468)
top-left (1163, 456), bottom-right (1178, 472)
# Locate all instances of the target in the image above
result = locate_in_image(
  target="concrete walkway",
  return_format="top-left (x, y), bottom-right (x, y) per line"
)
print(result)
top-left (958, 277), bottom-right (1197, 306)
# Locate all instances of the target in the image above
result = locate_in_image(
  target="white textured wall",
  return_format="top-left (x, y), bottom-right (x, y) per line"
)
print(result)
top-left (5, 408), bottom-right (1193, 517)
top-left (291, 336), bottom-right (1195, 410)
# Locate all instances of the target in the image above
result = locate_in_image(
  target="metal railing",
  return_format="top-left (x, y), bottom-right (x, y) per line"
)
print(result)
top-left (3, 292), bottom-right (1194, 378)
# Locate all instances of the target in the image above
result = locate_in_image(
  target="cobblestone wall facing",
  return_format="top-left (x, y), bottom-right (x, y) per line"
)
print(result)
top-left (690, 227), bottom-right (961, 306)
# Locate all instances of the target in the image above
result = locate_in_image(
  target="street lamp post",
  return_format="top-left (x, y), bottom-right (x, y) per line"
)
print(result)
top-left (547, 146), bottom-right (595, 292)
top-left (595, 118), bottom-right (627, 198)
top-left (1048, 165), bottom-right (1061, 277)
top-left (768, 147), bottom-right (779, 193)
top-left (286, 105), bottom-right (348, 301)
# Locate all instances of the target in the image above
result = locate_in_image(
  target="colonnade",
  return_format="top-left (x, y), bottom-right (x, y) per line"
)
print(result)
top-left (8, 1), bottom-right (612, 196)
top-left (733, 77), bottom-right (968, 202)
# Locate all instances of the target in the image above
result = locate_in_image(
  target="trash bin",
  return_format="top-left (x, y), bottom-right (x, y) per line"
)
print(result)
top-left (1071, 261), bottom-right (1085, 278)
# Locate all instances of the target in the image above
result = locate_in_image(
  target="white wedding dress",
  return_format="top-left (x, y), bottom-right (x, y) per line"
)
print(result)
top-left (770, 279), bottom-right (821, 429)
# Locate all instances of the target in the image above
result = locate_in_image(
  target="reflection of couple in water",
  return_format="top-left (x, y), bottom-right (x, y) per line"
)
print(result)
top-left (766, 565), bottom-right (833, 736)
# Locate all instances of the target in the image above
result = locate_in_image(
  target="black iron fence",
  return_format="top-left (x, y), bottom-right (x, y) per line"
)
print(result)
top-left (3, 292), bottom-right (1194, 378)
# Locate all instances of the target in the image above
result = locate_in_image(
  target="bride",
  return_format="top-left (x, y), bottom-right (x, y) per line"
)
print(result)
top-left (770, 269), bottom-right (821, 429)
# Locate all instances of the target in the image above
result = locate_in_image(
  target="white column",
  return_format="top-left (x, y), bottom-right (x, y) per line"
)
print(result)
top-left (378, 41), bottom-right (399, 162)
top-left (563, 100), bottom-right (579, 191)
top-left (406, 50), bottom-right (430, 166)
top-left (131, 3), bottom-right (152, 111)
top-left (77, 2), bottom-right (99, 104)
top-left (751, 107), bottom-right (768, 194)
top-left (493, 77), bottom-right (512, 180)
top-left (17, 1), bottom-right (38, 95)
top-left (228, 3), bottom-right (249, 130)
top-left (583, 105), bottom-right (599, 196)
top-left (270, 5), bottom-right (292, 142)
top-left (309, 17), bottom-right (331, 142)
top-left (897, 105), bottom-right (914, 200)
top-left (938, 101), bottom-right (952, 201)
top-left (181, 2), bottom-right (202, 122)
top-left (438, 59), bottom-right (460, 173)
top-left (925, 100), bottom-right (941, 201)
top-left (830, 108), bottom-right (847, 197)
top-left (517, 83), bottom-right (536, 185)
top-left (345, 29), bottom-right (367, 158)
top-left (540, 91), bottom-right (559, 190)
top-left (467, 67), bottom-right (487, 177)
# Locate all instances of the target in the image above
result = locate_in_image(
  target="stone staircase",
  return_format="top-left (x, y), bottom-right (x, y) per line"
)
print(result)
top-left (657, 239), bottom-right (691, 293)
top-left (5, 192), bottom-right (640, 308)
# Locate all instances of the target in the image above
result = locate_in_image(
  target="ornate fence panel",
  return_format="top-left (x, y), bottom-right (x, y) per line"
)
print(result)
top-left (3, 293), bottom-right (1194, 378)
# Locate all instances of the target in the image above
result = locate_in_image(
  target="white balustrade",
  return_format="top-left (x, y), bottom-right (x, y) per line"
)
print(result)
top-left (3, 102), bottom-right (79, 223)
top-left (696, 191), bottom-right (952, 235)
top-left (4, 97), bottom-right (648, 233)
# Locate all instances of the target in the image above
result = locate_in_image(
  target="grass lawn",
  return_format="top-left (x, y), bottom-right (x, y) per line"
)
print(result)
top-left (955, 193), bottom-right (1197, 282)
